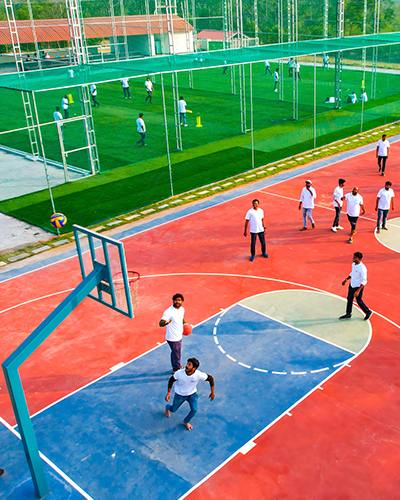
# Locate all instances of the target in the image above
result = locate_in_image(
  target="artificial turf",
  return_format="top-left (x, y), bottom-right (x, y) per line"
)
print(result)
top-left (0, 58), bottom-right (399, 232)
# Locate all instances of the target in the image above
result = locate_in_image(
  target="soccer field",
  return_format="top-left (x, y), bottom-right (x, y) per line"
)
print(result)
top-left (0, 60), bottom-right (399, 231)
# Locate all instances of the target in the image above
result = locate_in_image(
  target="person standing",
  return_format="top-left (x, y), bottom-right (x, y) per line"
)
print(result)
top-left (339, 252), bottom-right (372, 321)
top-left (376, 134), bottom-right (390, 176)
top-left (145, 77), bottom-right (153, 103)
top-left (222, 60), bottom-right (229, 75)
top-left (344, 187), bottom-right (365, 244)
top-left (90, 84), bottom-right (99, 107)
top-left (165, 357), bottom-right (215, 431)
top-left (273, 68), bottom-right (279, 92)
top-left (375, 181), bottom-right (395, 233)
top-left (322, 53), bottom-right (329, 70)
top-left (53, 106), bottom-right (63, 124)
top-left (294, 61), bottom-right (301, 80)
top-left (178, 96), bottom-right (188, 127)
top-left (61, 95), bottom-right (69, 118)
top-left (288, 58), bottom-right (294, 76)
top-left (244, 199), bottom-right (268, 262)
top-left (121, 78), bottom-right (131, 99)
top-left (265, 60), bottom-right (271, 75)
top-left (136, 112), bottom-right (146, 146)
top-left (332, 178), bottom-right (346, 232)
top-left (160, 293), bottom-right (187, 372)
top-left (299, 180), bottom-right (317, 230)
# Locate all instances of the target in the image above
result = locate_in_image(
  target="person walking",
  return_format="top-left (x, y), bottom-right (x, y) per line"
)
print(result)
top-left (178, 96), bottom-right (188, 127)
top-left (265, 60), bottom-right (271, 75)
top-left (273, 68), bottom-right (279, 92)
top-left (322, 53), bottom-right (329, 70)
top-left (90, 84), bottom-right (99, 107)
top-left (121, 78), bottom-right (131, 99)
top-left (244, 199), bottom-right (268, 262)
top-left (299, 180), bottom-right (317, 230)
top-left (145, 77), bottom-right (153, 103)
top-left (160, 293), bottom-right (187, 372)
top-left (339, 252), bottom-right (372, 321)
top-left (332, 178), bottom-right (346, 232)
top-left (165, 357), bottom-right (215, 431)
top-left (376, 134), bottom-right (390, 176)
top-left (294, 61), bottom-right (301, 80)
top-left (344, 187), bottom-right (365, 244)
top-left (61, 95), bottom-right (69, 118)
top-left (136, 112), bottom-right (146, 146)
top-left (375, 181), bottom-right (395, 233)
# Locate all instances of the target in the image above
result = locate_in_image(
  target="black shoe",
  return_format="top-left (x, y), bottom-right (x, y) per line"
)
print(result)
top-left (339, 314), bottom-right (351, 320)
top-left (382, 226), bottom-right (388, 231)
top-left (364, 311), bottom-right (373, 321)
top-left (262, 253), bottom-right (269, 258)
top-left (0, 468), bottom-right (4, 476)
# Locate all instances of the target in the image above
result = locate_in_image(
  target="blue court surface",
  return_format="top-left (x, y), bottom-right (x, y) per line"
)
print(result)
top-left (5, 304), bottom-right (354, 499)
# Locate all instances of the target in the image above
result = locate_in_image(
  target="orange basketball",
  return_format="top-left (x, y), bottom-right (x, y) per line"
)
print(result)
top-left (183, 323), bottom-right (193, 336)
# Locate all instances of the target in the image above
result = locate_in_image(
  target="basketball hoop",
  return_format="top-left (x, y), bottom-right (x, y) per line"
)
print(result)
top-left (113, 270), bottom-right (140, 313)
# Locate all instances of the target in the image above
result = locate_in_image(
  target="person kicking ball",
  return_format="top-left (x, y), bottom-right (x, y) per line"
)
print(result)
top-left (165, 358), bottom-right (215, 431)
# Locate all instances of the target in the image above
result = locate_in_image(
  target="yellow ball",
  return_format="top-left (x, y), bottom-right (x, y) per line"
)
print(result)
top-left (50, 212), bottom-right (67, 229)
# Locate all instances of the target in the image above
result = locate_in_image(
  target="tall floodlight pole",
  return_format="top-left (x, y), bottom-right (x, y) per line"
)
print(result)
top-left (26, 0), bottom-right (42, 69)
top-left (254, 0), bottom-right (260, 45)
top-left (361, 0), bottom-right (368, 133)
top-left (225, 0), bottom-right (237, 94)
top-left (236, 0), bottom-right (247, 134)
top-left (323, 0), bottom-right (329, 38)
top-left (145, 0), bottom-right (153, 57)
top-left (109, 0), bottom-right (120, 60)
top-left (277, 0), bottom-right (284, 100)
top-left (182, 0), bottom-right (194, 88)
top-left (371, 0), bottom-right (381, 98)
top-left (334, 0), bottom-right (345, 109)
top-left (119, 0), bottom-right (129, 58)
top-left (288, 0), bottom-right (298, 120)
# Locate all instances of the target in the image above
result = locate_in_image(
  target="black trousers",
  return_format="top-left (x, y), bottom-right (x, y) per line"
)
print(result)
top-left (346, 286), bottom-right (371, 316)
top-left (333, 206), bottom-right (342, 227)
top-left (250, 231), bottom-right (266, 257)
top-left (378, 155), bottom-right (387, 173)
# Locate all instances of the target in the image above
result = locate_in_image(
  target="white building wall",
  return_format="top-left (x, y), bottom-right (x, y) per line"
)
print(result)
top-left (172, 32), bottom-right (194, 53)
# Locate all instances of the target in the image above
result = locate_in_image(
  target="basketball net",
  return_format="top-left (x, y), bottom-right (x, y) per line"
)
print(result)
top-left (114, 270), bottom-right (140, 313)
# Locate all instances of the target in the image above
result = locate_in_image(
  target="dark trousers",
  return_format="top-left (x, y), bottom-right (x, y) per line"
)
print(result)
top-left (250, 231), bottom-right (267, 257)
top-left (123, 87), bottom-right (131, 98)
top-left (333, 206), bottom-right (342, 227)
top-left (63, 108), bottom-right (69, 119)
top-left (137, 132), bottom-right (146, 145)
top-left (91, 95), bottom-right (99, 107)
top-left (145, 91), bottom-right (152, 103)
top-left (378, 155), bottom-right (387, 173)
top-left (167, 340), bottom-right (182, 371)
top-left (377, 208), bottom-right (389, 228)
top-left (346, 286), bottom-right (371, 316)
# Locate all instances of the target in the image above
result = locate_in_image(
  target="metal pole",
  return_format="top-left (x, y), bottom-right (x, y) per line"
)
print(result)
top-left (277, 0), bottom-right (284, 100)
top-left (109, 0), bottom-right (120, 60)
top-left (145, 0), bottom-right (153, 57)
top-left (313, 54), bottom-right (317, 149)
top-left (119, 0), bottom-right (129, 58)
top-left (26, 0), bottom-right (42, 69)
top-left (160, 74), bottom-right (174, 196)
top-left (254, 0), bottom-right (259, 45)
top-left (323, 0), bottom-right (329, 38)
top-left (334, 0), bottom-right (345, 109)
top-left (249, 63), bottom-right (255, 168)
top-left (56, 122), bottom-right (69, 183)
top-left (371, 0), bottom-right (381, 99)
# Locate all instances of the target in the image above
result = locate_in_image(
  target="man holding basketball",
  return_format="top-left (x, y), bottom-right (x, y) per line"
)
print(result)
top-left (160, 293), bottom-right (187, 372)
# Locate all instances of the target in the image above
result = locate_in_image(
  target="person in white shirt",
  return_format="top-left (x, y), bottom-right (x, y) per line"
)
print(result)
top-left (160, 293), bottom-right (187, 372)
top-left (222, 59), bottom-right (229, 75)
top-left (53, 106), bottom-right (63, 124)
top-left (288, 58), bottom-right (295, 76)
top-left (344, 187), bottom-right (365, 244)
top-left (145, 77), bottom-right (153, 103)
top-left (376, 134), bottom-right (390, 176)
top-left (322, 53), bottom-right (329, 70)
top-left (178, 96), bottom-right (188, 127)
top-left (360, 90), bottom-right (368, 103)
top-left (121, 78), bottom-right (131, 99)
top-left (350, 91), bottom-right (357, 104)
top-left (136, 112), bottom-right (146, 146)
top-left (165, 357), bottom-right (215, 431)
top-left (332, 178), bottom-right (346, 232)
top-left (244, 199), bottom-right (268, 262)
top-left (339, 252), bottom-right (372, 321)
top-left (298, 179), bottom-right (317, 230)
top-left (294, 61), bottom-right (301, 80)
top-left (375, 181), bottom-right (395, 233)
top-left (61, 95), bottom-right (69, 118)
top-left (273, 68), bottom-right (279, 92)
top-left (265, 60), bottom-right (271, 75)
top-left (90, 83), bottom-right (99, 107)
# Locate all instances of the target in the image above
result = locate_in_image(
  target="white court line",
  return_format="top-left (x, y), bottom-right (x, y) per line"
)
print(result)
top-left (0, 139), bottom-right (387, 287)
top-left (0, 416), bottom-right (93, 499)
top-left (238, 302), bottom-right (357, 355)
top-left (373, 224), bottom-right (400, 254)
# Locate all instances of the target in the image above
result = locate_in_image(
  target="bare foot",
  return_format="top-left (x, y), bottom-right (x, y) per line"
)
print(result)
top-left (165, 409), bottom-right (171, 418)
top-left (183, 422), bottom-right (193, 431)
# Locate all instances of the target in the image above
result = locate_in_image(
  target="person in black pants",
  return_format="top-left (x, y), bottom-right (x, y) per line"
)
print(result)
top-left (244, 199), bottom-right (268, 262)
top-left (332, 178), bottom-right (346, 232)
top-left (339, 252), bottom-right (372, 321)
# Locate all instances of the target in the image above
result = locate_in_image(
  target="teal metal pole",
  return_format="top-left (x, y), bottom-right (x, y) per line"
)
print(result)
top-left (2, 264), bottom-right (106, 498)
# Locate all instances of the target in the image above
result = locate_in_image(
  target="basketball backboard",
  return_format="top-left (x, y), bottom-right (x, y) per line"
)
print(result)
top-left (73, 225), bottom-right (135, 318)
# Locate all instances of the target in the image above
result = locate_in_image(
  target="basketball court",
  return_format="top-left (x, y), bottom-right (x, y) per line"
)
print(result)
top-left (1, 139), bottom-right (400, 499)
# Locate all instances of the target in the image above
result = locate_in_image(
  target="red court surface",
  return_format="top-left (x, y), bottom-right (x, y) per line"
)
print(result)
top-left (1, 142), bottom-right (400, 498)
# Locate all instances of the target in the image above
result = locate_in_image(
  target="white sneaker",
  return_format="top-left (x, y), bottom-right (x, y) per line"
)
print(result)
top-left (274, 89), bottom-right (278, 93)
top-left (337, 225), bottom-right (344, 230)
top-left (331, 227), bottom-right (337, 232)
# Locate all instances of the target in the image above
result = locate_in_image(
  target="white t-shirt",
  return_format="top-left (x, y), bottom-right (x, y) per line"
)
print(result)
top-left (300, 186), bottom-right (316, 209)
top-left (90, 84), bottom-right (97, 96)
top-left (377, 187), bottom-right (394, 210)
top-left (377, 139), bottom-right (390, 156)
top-left (273, 71), bottom-right (279, 82)
top-left (245, 207), bottom-right (265, 233)
top-left (145, 80), bottom-right (153, 92)
top-left (136, 117), bottom-right (146, 133)
top-left (173, 368), bottom-right (207, 396)
top-left (333, 186), bottom-right (344, 208)
top-left (161, 305), bottom-right (185, 341)
top-left (121, 78), bottom-right (129, 88)
top-left (178, 99), bottom-right (187, 113)
top-left (61, 97), bottom-right (69, 110)
top-left (350, 262), bottom-right (367, 288)
top-left (345, 192), bottom-right (364, 217)
top-left (53, 111), bottom-right (63, 122)
top-left (265, 60), bottom-right (270, 67)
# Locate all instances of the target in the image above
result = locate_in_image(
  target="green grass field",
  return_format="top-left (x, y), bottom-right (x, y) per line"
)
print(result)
top-left (0, 58), bottom-right (399, 232)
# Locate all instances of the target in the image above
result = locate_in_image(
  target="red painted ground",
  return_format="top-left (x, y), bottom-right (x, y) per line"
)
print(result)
top-left (1, 143), bottom-right (400, 498)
